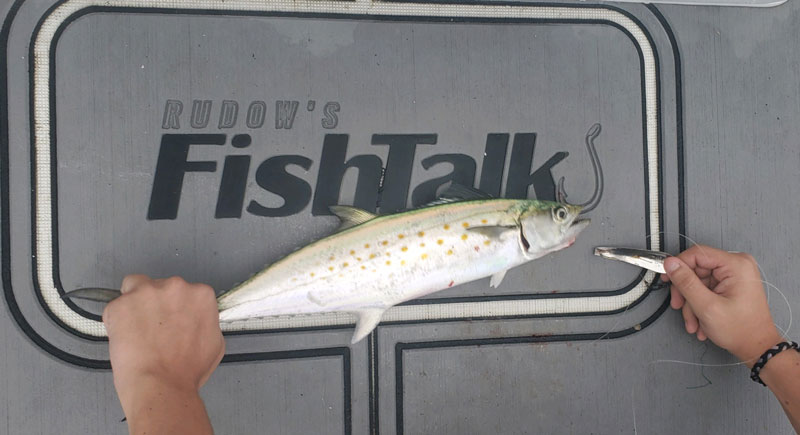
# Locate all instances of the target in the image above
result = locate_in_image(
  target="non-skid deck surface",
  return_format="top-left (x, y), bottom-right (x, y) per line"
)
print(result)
top-left (1, 0), bottom-right (798, 433)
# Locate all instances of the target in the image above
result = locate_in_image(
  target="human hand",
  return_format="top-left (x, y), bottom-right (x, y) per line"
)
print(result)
top-left (103, 275), bottom-right (225, 415)
top-left (661, 245), bottom-right (782, 367)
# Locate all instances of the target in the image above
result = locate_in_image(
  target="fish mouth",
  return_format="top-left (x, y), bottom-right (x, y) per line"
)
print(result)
top-left (565, 218), bottom-right (591, 243)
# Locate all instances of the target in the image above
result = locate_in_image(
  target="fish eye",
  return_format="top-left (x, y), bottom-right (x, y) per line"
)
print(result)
top-left (553, 206), bottom-right (569, 222)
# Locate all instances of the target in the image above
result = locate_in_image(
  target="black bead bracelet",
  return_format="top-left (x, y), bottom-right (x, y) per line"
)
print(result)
top-left (750, 341), bottom-right (799, 386)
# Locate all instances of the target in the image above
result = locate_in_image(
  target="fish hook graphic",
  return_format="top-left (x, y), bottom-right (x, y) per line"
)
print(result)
top-left (557, 123), bottom-right (604, 214)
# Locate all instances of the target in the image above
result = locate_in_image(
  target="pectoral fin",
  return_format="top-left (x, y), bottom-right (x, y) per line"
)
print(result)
top-left (489, 270), bottom-right (507, 288)
top-left (307, 291), bottom-right (327, 307)
top-left (351, 308), bottom-right (384, 344)
top-left (467, 225), bottom-right (518, 239)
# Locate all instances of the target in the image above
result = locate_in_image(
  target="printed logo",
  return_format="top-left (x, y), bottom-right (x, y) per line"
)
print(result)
top-left (148, 99), bottom-right (603, 220)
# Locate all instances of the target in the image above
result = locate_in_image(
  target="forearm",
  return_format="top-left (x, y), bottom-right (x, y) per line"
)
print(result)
top-left (759, 350), bottom-right (800, 432)
top-left (122, 376), bottom-right (213, 435)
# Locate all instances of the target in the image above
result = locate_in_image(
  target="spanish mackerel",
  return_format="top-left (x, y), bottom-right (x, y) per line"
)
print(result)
top-left (217, 187), bottom-right (589, 343)
top-left (63, 187), bottom-right (590, 343)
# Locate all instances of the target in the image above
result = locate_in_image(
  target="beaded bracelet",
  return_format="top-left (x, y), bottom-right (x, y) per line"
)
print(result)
top-left (750, 341), bottom-right (799, 386)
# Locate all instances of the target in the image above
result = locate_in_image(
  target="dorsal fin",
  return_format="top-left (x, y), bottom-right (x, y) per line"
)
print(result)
top-left (419, 184), bottom-right (494, 208)
top-left (441, 183), bottom-right (494, 200)
top-left (329, 205), bottom-right (378, 231)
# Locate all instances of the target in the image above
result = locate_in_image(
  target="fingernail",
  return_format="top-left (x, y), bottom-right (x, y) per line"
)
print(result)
top-left (665, 258), bottom-right (680, 273)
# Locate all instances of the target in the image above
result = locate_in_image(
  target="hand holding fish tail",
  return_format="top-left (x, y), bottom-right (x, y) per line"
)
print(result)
top-left (103, 274), bottom-right (224, 435)
top-left (662, 245), bottom-right (800, 432)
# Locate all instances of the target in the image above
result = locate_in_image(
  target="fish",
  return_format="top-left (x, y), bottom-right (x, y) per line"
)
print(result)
top-left (216, 185), bottom-right (590, 343)
top-left (593, 246), bottom-right (670, 274)
top-left (63, 186), bottom-right (590, 344)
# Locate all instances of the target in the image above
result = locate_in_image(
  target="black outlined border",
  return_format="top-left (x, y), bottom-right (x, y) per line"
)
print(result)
top-left (2, 0), bottom-right (681, 359)
top-left (224, 347), bottom-right (353, 435)
top-left (1, 0), bottom-right (683, 359)
top-left (0, 2), bottom-right (685, 434)
top-left (29, 1), bottom-right (667, 341)
top-left (393, 291), bottom-right (671, 434)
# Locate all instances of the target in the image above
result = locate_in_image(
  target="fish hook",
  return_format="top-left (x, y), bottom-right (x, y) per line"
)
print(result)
top-left (557, 123), bottom-right (604, 214)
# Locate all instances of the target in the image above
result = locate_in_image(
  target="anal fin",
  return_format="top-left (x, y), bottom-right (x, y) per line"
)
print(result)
top-left (490, 270), bottom-right (507, 288)
top-left (351, 308), bottom-right (384, 344)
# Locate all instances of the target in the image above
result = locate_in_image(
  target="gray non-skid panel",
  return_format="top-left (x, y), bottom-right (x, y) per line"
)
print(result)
top-left (1, 1), bottom-right (798, 434)
top-left (55, 14), bottom-right (644, 297)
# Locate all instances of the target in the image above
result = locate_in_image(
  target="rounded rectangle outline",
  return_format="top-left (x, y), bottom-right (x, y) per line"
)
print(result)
top-left (27, 0), bottom-right (665, 338)
top-left (392, 292), bottom-right (672, 434)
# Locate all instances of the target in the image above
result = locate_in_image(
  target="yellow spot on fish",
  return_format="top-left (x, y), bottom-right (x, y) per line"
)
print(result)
top-left (386, 260), bottom-right (391, 265)
top-left (418, 231), bottom-right (425, 237)
top-left (361, 265), bottom-right (366, 270)
top-left (484, 240), bottom-right (491, 246)
top-left (342, 262), bottom-right (349, 268)
top-left (481, 219), bottom-right (488, 224)
top-left (350, 250), bottom-right (356, 255)
top-left (444, 224), bottom-right (450, 230)
top-left (461, 234), bottom-right (468, 240)
top-left (421, 253), bottom-right (428, 260)
top-left (437, 239), bottom-right (444, 245)
top-left (310, 272), bottom-right (315, 277)
top-left (401, 260), bottom-right (406, 266)
top-left (385, 252), bottom-right (391, 257)
top-left (329, 256), bottom-right (335, 261)
top-left (420, 243), bottom-right (426, 248)
top-left (364, 243), bottom-right (370, 249)
top-left (370, 254), bottom-right (376, 259)
top-left (462, 222), bottom-right (470, 228)
top-left (381, 240), bottom-right (388, 246)
top-left (328, 266), bottom-right (334, 271)
top-left (398, 234), bottom-right (405, 239)
top-left (447, 249), bottom-right (454, 255)
top-left (292, 277), bottom-right (297, 282)
top-left (357, 257), bottom-right (362, 261)
top-left (401, 246), bottom-right (408, 252)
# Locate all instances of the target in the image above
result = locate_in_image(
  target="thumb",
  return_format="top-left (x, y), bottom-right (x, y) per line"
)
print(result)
top-left (664, 257), bottom-right (716, 311)
top-left (120, 274), bottom-right (150, 294)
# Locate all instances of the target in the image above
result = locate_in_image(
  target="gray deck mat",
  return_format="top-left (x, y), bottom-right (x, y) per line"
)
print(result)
top-left (1, 0), bottom-right (798, 433)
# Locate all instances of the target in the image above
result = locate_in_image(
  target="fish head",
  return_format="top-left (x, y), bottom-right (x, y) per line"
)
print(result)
top-left (518, 202), bottom-right (590, 258)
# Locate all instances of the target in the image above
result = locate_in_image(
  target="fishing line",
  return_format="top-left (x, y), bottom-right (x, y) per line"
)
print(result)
top-left (585, 231), bottom-right (693, 346)
top-left (685, 343), bottom-right (713, 389)
top-left (646, 231), bottom-right (792, 334)
top-left (631, 385), bottom-right (638, 435)
top-left (764, 278), bottom-right (793, 338)
top-left (648, 279), bottom-right (790, 369)
top-left (633, 231), bottom-right (794, 369)
top-left (649, 281), bottom-right (791, 369)
top-left (586, 290), bottom-right (636, 345)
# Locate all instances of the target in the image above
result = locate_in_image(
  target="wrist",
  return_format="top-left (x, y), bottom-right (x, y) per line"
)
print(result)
top-left (734, 329), bottom-right (784, 368)
top-left (755, 343), bottom-right (800, 387)
top-left (116, 372), bottom-right (200, 418)
top-left (120, 374), bottom-right (212, 435)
